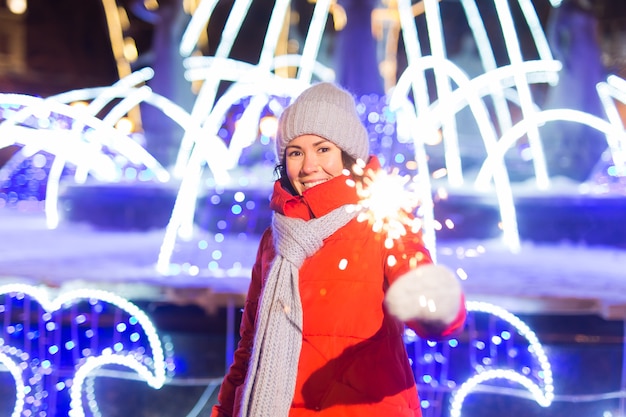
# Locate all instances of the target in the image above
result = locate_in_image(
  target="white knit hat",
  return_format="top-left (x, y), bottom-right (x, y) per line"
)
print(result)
top-left (276, 82), bottom-right (370, 162)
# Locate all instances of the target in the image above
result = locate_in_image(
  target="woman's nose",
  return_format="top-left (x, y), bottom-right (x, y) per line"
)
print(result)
top-left (301, 152), bottom-right (319, 173)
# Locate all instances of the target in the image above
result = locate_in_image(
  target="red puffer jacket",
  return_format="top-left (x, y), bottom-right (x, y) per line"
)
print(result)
top-left (211, 156), bottom-right (466, 417)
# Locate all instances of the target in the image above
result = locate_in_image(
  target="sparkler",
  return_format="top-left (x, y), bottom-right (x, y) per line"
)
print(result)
top-left (346, 160), bottom-right (424, 249)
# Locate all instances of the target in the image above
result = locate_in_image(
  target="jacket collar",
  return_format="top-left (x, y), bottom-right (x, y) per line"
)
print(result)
top-left (270, 155), bottom-right (380, 220)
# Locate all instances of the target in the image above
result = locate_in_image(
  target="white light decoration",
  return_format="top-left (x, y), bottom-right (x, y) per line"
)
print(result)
top-left (596, 75), bottom-right (626, 172)
top-left (1, 0), bottom-right (625, 268)
top-left (0, 86), bottom-right (171, 229)
top-left (155, 0), bottom-right (336, 270)
top-left (0, 284), bottom-right (167, 417)
top-left (0, 351), bottom-right (26, 417)
top-left (475, 109), bottom-right (626, 187)
top-left (390, 0), bottom-right (568, 253)
top-left (389, 58), bottom-right (565, 253)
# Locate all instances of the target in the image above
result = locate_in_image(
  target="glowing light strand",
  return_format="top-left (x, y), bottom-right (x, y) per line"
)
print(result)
top-left (164, 0), bottom-right (333, 252)
top-left (596, 76), bottom-right (626, 172)
top-left (0, 91), bottom-right (171, 228)
top-left (0, 351), bottom-right (26, 417)
top-left (424, 0), bottom-right (463, 187)
top-left (460, 0), bottom-right (514, 134)
top-left (475, 109), bottom-right (626, 187)
top-left (493, 0), bottom-right (550, 189)
top-left (0, 284), bottom-right (167, 417)
top-left (450, 300), bottom-right (554, 417)
top-left (156, 79), bottom-right (308, 272)
top-left (179, 0), bottom-right (253, 169)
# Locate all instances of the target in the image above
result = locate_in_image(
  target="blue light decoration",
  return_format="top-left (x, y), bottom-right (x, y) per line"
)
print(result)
top-left (0, 284), bottom-right (173, 417)
top-left (0, 284), bottom-right (554, 417)
top-left (405, 301), bottom-right (553, 417)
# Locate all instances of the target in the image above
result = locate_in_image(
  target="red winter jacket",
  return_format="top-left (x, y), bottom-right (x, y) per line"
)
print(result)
top-left (211, 156), bottom-right (466, 417)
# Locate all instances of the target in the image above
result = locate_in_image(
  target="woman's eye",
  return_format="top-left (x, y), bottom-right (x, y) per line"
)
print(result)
top-left (288, 150), bottom-right (302, 157)
top-left (318, 147), bottom-right (330, 153)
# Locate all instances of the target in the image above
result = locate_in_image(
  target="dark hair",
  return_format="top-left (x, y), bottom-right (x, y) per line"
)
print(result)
top-left (274, 151), bottom-right (358, 195)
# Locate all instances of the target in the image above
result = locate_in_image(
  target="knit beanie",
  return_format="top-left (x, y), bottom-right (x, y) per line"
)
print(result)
top-left (276, 82), bottom-right (370, 162)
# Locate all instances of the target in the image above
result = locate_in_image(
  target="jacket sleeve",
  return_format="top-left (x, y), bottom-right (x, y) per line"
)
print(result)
top-left (382, 227), bottom-right (467, 341)
top-left (210, 229), bottom-right (272, 417)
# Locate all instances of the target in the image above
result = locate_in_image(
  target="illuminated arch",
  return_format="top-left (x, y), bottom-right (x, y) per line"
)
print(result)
top-left (0, 284), bottom-right (167, 417)
top-left (449, 301), bottom-right (554, 417)
top-left (0, 90), bottom-right (170, 229)
top-left (0, 351), bottom-right (26, 417)
top-left (475, 109), bottom-right (626, 187)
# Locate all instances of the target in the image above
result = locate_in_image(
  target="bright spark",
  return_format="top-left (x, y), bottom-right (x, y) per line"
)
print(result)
top-left (347, 163), bottom-right (423, 248)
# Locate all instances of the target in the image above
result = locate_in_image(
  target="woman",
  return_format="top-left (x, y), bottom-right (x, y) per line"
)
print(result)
top-left (211, 82), bottom-right (466, 417)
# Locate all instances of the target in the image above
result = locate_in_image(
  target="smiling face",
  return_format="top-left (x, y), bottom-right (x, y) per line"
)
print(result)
top-left (284, 134), bottom-right (345, 195)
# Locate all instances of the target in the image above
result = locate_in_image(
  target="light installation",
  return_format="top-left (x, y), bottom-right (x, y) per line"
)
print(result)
top-left (0, 283), bottom-right (553, 417)
top-left (405, 300), bottom-right (554, 417)
top-left (0, 284), bottom-right (171, 416)
top-left (452, 301), bottom-right (554, 416)
top-left (0, 0), bottom-right (625, 416)
top-left (0, 72), bottom-right (172, 230)
top-left (0, 1), bottom-right (623, 254)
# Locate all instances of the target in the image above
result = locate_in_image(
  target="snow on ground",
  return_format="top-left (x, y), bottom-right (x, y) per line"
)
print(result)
top-left (1, 206), bottom-right (626, 318)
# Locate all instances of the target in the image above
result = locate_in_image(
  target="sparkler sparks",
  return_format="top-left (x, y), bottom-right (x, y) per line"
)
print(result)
top-left (346, 161), bottom-right (424, 248)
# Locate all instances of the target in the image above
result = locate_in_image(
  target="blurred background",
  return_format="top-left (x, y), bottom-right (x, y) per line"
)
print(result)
top-left (1, 1), bottom-right (626, 417)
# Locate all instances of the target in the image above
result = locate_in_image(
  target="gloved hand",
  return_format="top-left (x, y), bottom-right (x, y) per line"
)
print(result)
top-left (384, 264), bottom-right (463, 336)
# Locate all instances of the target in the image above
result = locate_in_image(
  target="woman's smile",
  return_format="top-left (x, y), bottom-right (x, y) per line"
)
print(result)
top-left (285, 134), bottom-right (345, 195)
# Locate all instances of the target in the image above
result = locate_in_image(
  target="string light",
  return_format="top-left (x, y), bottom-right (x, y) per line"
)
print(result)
top-left (0, 350), bottom-right (26, 417)
top-left (448, 301), bottom-right (554, 417)
top-left (0, 284), bottom-right (168, 417)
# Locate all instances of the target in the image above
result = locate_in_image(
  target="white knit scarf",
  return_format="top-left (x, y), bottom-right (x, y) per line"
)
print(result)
top-left (238, 204), bottom-right (357, 417)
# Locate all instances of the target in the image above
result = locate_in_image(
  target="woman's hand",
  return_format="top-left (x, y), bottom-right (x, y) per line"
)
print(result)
top-left (384, 264), bottom-right (464, 336)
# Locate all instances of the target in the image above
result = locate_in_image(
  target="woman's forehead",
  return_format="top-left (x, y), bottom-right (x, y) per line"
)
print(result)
top-left (287, 135), bottom-right (333, 147)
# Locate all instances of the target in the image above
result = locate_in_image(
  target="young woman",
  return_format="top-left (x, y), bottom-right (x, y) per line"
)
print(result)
top-left (211, 82), bottom-right (466, 417)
